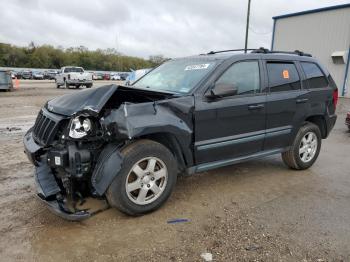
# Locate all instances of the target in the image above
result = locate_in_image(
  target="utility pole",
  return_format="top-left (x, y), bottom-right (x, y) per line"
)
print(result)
top-left (244, 0), bottom-right (251, 53)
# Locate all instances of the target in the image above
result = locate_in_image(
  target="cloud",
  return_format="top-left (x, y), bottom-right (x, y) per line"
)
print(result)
top-left (0, 0), bottom-right (348, 58)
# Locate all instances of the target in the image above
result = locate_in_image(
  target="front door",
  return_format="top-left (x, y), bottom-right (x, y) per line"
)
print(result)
top-left (194, 60), bottom-right (266, 165)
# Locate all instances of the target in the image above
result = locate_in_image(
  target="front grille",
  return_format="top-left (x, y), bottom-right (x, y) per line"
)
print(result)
top-left (33, 109), bottom-right (62, 146)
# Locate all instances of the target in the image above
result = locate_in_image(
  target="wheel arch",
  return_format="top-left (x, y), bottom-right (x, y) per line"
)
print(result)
top-left (304, 115), bottom-right (327, 138)
top-left (138, 132), bottom-right (192, 172)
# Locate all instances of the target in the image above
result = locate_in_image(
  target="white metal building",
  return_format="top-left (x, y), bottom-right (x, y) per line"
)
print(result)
top-left (271, 4), bottom-right (350, 97)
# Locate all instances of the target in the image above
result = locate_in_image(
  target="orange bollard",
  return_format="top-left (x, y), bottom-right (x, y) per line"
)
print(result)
top-left (14, 78), bottom-right (20, 89)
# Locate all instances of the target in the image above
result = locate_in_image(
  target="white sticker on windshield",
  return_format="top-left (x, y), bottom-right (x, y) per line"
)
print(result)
top-left (185, 64), bottom-right (210, 71)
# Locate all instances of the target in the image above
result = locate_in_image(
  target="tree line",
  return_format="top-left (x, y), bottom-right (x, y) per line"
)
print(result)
top-left (0, 42), bottom-right (168, 71)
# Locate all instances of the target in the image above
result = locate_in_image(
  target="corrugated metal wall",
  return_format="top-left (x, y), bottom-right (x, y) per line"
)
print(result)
top-left (273, 7), bottom-right (350, 97)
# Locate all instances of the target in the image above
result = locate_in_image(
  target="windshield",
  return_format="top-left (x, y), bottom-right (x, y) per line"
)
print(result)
top-left (64, 67), bottom-right (83, 73)
top-left (133, 59), bottom-right (217, 93)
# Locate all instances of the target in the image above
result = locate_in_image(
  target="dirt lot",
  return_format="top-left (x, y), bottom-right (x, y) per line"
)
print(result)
top-left (0, 80), bottom-right (350, 261)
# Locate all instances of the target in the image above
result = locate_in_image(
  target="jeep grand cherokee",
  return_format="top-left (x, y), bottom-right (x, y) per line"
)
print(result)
top-left (23, 48), bottom-right (338, 220)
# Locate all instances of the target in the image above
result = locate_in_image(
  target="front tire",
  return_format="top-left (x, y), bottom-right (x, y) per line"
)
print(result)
top-left (106, 140), bottom-right (177, 216)
top-left (282, 122), bottom-right (321, 170)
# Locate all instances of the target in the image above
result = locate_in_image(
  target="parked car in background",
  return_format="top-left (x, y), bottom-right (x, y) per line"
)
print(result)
top-left (55, 66), bottom-right (93, 89)
top-left (11, 72), bottom-right (16, 79)
top-left (23, 48), bottom-right (338, 220)
top-left (125, 68), bottom-right (151, 85)
top-left (0, 70), bottom-right (13, 91)
top-left (21, 70), bottom-right (33, 79)
top-left (16, 71), bottom-right (23, 79)
top-left (44, 70), bottom-right (58, 80)
top-left (111, 73), bottom-right (121, 80)
top-left (104, 73), bottom-right (110, 80)
top-left (33, 71), bottom-right (44, 80)
top-left (120, 73), bottom-right (129, 80)
top-left (346, 112), bottom-right (350, 130)
top-left (95, 72), bottom-right (104, 80)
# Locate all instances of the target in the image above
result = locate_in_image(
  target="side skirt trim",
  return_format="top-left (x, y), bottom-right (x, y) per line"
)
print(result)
top-left (187, 148), bottom-right (285, 174)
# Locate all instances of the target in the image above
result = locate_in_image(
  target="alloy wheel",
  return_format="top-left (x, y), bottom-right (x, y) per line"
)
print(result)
top-left (125, 157), bottom-right (168, 205)
top-left (299, 131), bottom-right (318, 163)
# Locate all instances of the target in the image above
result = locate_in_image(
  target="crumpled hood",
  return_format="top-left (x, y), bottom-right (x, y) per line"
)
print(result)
top-left (47, 84), bottom-right (118, 116)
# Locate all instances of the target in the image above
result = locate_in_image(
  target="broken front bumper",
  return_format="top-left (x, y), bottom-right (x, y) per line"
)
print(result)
top-left (35, 161), bottom-right (91, 221)
top-left (24, 130), bottom-right (92, 221)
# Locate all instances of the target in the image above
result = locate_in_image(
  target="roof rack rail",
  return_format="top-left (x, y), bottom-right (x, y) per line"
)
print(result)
top-left (252, 47), bottom-right (312, 57)
top-left (205, 47), bottom-right (312, 57)
top-left (206, 49), bottom-right (256, 55)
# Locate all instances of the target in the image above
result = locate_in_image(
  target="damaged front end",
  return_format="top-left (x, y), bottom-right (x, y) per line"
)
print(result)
top-left (24, 106), bottom-right (115, 220)
top-left (23, 84), bottom-right (194, 221)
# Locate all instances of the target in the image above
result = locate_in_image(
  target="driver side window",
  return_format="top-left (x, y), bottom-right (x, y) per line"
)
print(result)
top-left (215, 61), bottom-right (260, 95)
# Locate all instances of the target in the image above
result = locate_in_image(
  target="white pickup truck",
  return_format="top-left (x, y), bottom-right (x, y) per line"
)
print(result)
top-left (55, 66), bottom-right (93, 89)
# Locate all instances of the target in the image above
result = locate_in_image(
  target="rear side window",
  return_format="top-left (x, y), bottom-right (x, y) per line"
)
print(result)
top-left (328, 75), bottom-right (338, 89)
top-left (301, 62), bottom-right (328, 89)
top-left (267, 62), bottom-right (301, 92)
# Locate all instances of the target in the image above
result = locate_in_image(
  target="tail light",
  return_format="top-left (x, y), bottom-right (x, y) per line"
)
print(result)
top-left (68, 74), bottom-right (71, 80)
top-left (333, 88), bottom-right (338, 110)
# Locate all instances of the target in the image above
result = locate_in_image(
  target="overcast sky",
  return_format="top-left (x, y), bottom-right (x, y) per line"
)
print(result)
top-left (0, 0), bottom-right (348, 58)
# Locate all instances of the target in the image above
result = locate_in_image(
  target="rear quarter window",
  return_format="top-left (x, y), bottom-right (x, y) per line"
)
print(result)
top-left (301, 62), bottom-right (328, 89)
top-left (266, 62), bottom-right (301, 92)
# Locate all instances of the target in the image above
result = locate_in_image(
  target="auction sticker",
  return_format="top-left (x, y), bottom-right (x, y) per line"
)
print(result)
top-left (185, 64), bottom-right (210, 71)
top-left (282, 69), bottom-right (290, 79)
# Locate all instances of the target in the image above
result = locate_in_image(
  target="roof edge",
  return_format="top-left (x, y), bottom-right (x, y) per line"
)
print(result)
top-left (273, 3), bottom-right (350, 20)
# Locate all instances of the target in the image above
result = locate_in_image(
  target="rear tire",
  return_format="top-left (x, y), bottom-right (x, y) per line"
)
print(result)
top-left (86, 84), bottom-right (92, 88)
top-left (106, 139), bottom-right (177, 216)
top-left (282, 122), bottom-right (321, 170)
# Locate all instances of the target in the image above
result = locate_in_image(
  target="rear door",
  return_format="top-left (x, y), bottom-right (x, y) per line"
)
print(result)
top-left (194, 59), bottom-right (267, 164)
top-left (263, 60), bottom-right (308, 150)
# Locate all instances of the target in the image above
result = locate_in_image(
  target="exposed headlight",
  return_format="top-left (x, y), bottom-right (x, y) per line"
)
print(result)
top-left (69, 116), bottom-right (92, 139)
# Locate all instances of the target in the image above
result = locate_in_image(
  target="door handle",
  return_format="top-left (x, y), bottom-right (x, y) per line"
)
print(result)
top-left (248, 104), bottom-right (264, 110)
top-left (296, 98), bottom-right (309, 104)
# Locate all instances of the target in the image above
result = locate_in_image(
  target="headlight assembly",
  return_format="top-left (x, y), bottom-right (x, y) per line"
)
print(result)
top-left (69, 116), bottom-right (92, 139)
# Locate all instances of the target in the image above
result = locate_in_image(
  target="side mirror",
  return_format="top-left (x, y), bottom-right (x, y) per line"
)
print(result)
top-left (206, 83), bottom-right (238, 99)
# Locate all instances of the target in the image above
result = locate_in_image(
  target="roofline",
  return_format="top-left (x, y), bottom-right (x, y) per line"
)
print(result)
top-left (273, 3), bottom-right (350, 20)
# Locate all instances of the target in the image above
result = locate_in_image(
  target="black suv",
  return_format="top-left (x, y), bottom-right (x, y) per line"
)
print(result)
top-left (23, 48), bottom-right (337, 220)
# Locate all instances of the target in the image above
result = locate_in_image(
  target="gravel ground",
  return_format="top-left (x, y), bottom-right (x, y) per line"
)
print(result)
top-left (0, 80), bottom-right (349, 261)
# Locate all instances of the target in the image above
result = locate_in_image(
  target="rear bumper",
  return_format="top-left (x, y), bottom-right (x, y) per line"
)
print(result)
top-left (0, 84), bottom-right (12, 90)
top-left (66, 79), bottom-right (92, 85)
top-left (326, 114), bottom-right (337, 137)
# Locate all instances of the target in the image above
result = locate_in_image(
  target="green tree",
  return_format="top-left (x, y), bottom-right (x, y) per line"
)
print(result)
top-left (0, 42), bottom-right (159, 71)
